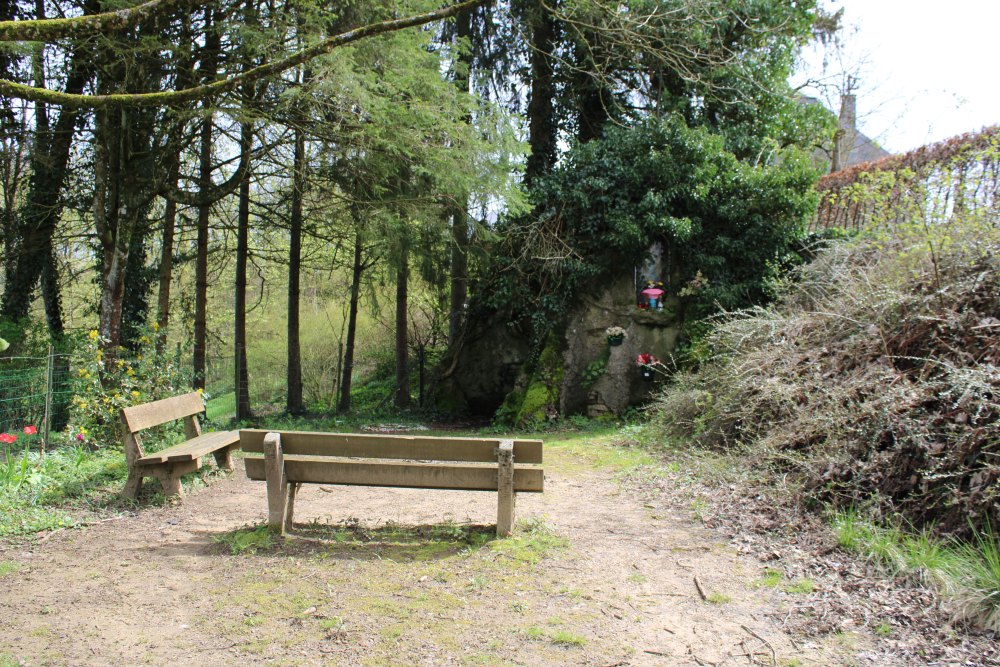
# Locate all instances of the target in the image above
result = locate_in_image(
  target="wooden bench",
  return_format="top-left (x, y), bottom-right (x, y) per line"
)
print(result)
top-left (240, 429), bottom-right (544, 537)
top-left (120, 392), bottom-right (240, 499)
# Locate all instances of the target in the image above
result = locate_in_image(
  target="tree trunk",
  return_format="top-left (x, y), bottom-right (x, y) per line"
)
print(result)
top-left (155, 159), bottom-right (179, 354)
top-left (286, 126), bottom-right (305, 415)
top-left (234, 122), bottom-right (253, 420)
top-left (40, 242), bottom-right (69, 429)
top-left (448, 208), bottom-right (469, 345)
top-left (0, 53), bottom-right (90, 326)
top-left (338, 229), bottom-right (364, 413)
top-left (121, 222), bottom-right (153, 350)
top-left (192, 112), bottom-right (212, 390)
top-left (448, 8), bottom-right (473, 345)
top-left (394, 242), bottom-right (410, 408)
top-left (524, 5), bottom-right (558, 188)
top-left (192, 6), bottom-right (218, 390)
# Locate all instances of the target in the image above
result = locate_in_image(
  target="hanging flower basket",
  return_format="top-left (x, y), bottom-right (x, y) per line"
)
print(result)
top-left (636, 353), bottom-right (662, 381)
top-left (605, 326), bottom-right (627, 346)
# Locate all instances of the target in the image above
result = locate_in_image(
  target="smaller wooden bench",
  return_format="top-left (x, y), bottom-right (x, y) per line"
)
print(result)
top-left (240, 430), bottom-right (544, 537)
top-left (120, 392), bottom-right (240, 499)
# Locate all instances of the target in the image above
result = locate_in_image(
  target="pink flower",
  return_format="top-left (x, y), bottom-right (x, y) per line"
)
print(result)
top-left (75, 433), bottom-right (85, 442)
top-left (23, 425), bottom-right (37, 435)
top-left (0, 433), bottom-right (16, 444)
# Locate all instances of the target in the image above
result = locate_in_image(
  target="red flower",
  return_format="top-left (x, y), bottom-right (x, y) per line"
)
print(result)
top-left (0, 433), bottom-right (16, 444)
top-left (23, 425), bottom-right (37, 435)
top-left (636, 353), bottom-right (658, 366)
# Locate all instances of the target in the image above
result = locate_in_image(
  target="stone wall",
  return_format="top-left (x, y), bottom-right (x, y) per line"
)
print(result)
top-left (437, 272), bottom-right (682, 421)
top-left (561, 273), bottom-right (680, 418)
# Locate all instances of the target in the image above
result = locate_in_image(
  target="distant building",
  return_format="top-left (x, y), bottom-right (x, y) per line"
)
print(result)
top-left (802, 94), bottom-right (891, 172)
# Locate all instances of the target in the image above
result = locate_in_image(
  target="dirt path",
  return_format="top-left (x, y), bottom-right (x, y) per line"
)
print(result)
top-left (1, 441), bottom-right (868, 666)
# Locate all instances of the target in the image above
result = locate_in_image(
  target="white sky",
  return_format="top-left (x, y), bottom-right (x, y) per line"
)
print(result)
top-left (792, 0), bottom-right (1000, 154)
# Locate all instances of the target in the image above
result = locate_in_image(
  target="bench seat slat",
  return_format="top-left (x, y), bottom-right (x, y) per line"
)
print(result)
top-left (244, 455), bottom-right (544, 493)
top-left (137, 430), bottom-right (239, 466)
top-left (239, 429), bottom-right (543, 464)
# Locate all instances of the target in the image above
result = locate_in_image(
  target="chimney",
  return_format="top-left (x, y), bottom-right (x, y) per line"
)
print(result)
top-left (832, 94), bottom-right (857, 172)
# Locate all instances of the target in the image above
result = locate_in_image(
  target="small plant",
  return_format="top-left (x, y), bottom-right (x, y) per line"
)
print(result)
top-left (580, 358), bottom-right (607, 389)
top-left (784, 578), bottom-right (814, 594)
top-left (706, 592), bottom-right (731, 604)
top-left (549, 630), bottom-right (586, 647)
top-left (752, 568), bottom-right (783, 589)
top-left (874, 621), bottom-right (892, 637)
top-left (215, 524), bottom-right (276, 555)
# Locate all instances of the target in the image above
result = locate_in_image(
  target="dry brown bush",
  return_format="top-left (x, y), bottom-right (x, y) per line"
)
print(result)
top-left (651, 216), bottom-right (1000, 538)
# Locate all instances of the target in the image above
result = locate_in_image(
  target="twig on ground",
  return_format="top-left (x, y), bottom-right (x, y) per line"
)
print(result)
top-left (693, 574), bottom-right (708, 601)
top-left (741, 624), bottom-right (777, 666)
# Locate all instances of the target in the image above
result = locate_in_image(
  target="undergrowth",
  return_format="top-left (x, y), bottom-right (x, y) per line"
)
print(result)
top-left (834, 509), bottom-right (1000, 631)
top-left (647, 212), bottom-right (999, 628)
top-left (650, 215), bottom-right (999, 536)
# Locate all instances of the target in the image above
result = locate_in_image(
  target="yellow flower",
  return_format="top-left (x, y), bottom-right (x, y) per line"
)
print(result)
top-left (131, 391), bottom-right (140, 398)
top-left (196, 388), bottom-right (204, 395)
top-left (88, 330), bottom-right (99, 341)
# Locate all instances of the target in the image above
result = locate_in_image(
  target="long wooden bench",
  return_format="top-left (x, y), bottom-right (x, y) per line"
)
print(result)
top-left (120, 392), bottom-right (239, 499)
top-left (240, 429), bottom-right (544, 537)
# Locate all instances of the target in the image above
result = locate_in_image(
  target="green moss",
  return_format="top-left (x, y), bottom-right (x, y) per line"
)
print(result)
top-left (515, 332), bottom-right (565, 427)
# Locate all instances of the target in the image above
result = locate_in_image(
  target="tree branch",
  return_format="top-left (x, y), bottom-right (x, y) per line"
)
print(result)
top-left (0, 0), bottom-right (489, 108)
top-left (0, 0), bottom-right (197, 42)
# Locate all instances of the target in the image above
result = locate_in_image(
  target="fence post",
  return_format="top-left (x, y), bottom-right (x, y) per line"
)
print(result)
top-left (42, 345), bottom-right (54, 457)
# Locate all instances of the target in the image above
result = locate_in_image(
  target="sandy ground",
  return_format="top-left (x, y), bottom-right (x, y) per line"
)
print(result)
top-left (0, 444), bottom-right (904, 666)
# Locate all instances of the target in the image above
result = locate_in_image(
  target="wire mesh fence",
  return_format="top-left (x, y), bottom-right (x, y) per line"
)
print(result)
top-left (0, 342), bottom-right (394, 450)
top-left (0, 351), bottom-right (73, 446)
top-left (204, 354), bottom-right (291, 421)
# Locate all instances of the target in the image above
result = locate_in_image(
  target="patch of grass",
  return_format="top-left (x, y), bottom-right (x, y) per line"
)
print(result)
top-left (833, 510), bottom-right (1000, 631)
top-left (784, 578), bottom-right (814, 594)
top-left (490, 517), bottom-right (568, 565)
top-left (0, 654), bottom-right (20, 667)
top-left (752, 567), bottom-right (783, 589)
top-left (545, 431), bottom-right (655, 474)
top-left (0, 560), bottom-right (21, 577)
top-left (524, 626), bottom-right (545, 640)
top-left (874, 621), bottom-right (892, 637)
top-left (549, 630), bottom-right (586, 647)
top-left (466, 575), bottom-right (488, 592)
top-left (628, 573), bottom-right (647, 584)
top-left (215, 523), bottom-right (276, 555)
top-left (706, 592), bottom-right (731, 605)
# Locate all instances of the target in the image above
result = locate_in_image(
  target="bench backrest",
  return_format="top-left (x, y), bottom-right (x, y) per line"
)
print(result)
top-left (239, 429), bottom-right (543, 463)
top-left (120, 392), bottom-right (204, 462)
top-left (121, 392), bottom-right (204, 435)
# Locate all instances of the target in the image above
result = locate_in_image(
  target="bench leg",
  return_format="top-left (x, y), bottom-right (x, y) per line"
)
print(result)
top-left (213, 446), bottom-right (234, 472)
top-left (157, 472), bottom-right (183, 499)
top-left (122, 469), bottom-right (143, 500)
top-left (497, 440), bottom-right (515, 537)
top-left (149, 462), bottom-right (197, 500)
top-left (285, 483), bottom-right (300, 528)
top-left (263, 432), bottom-right (287, 534)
